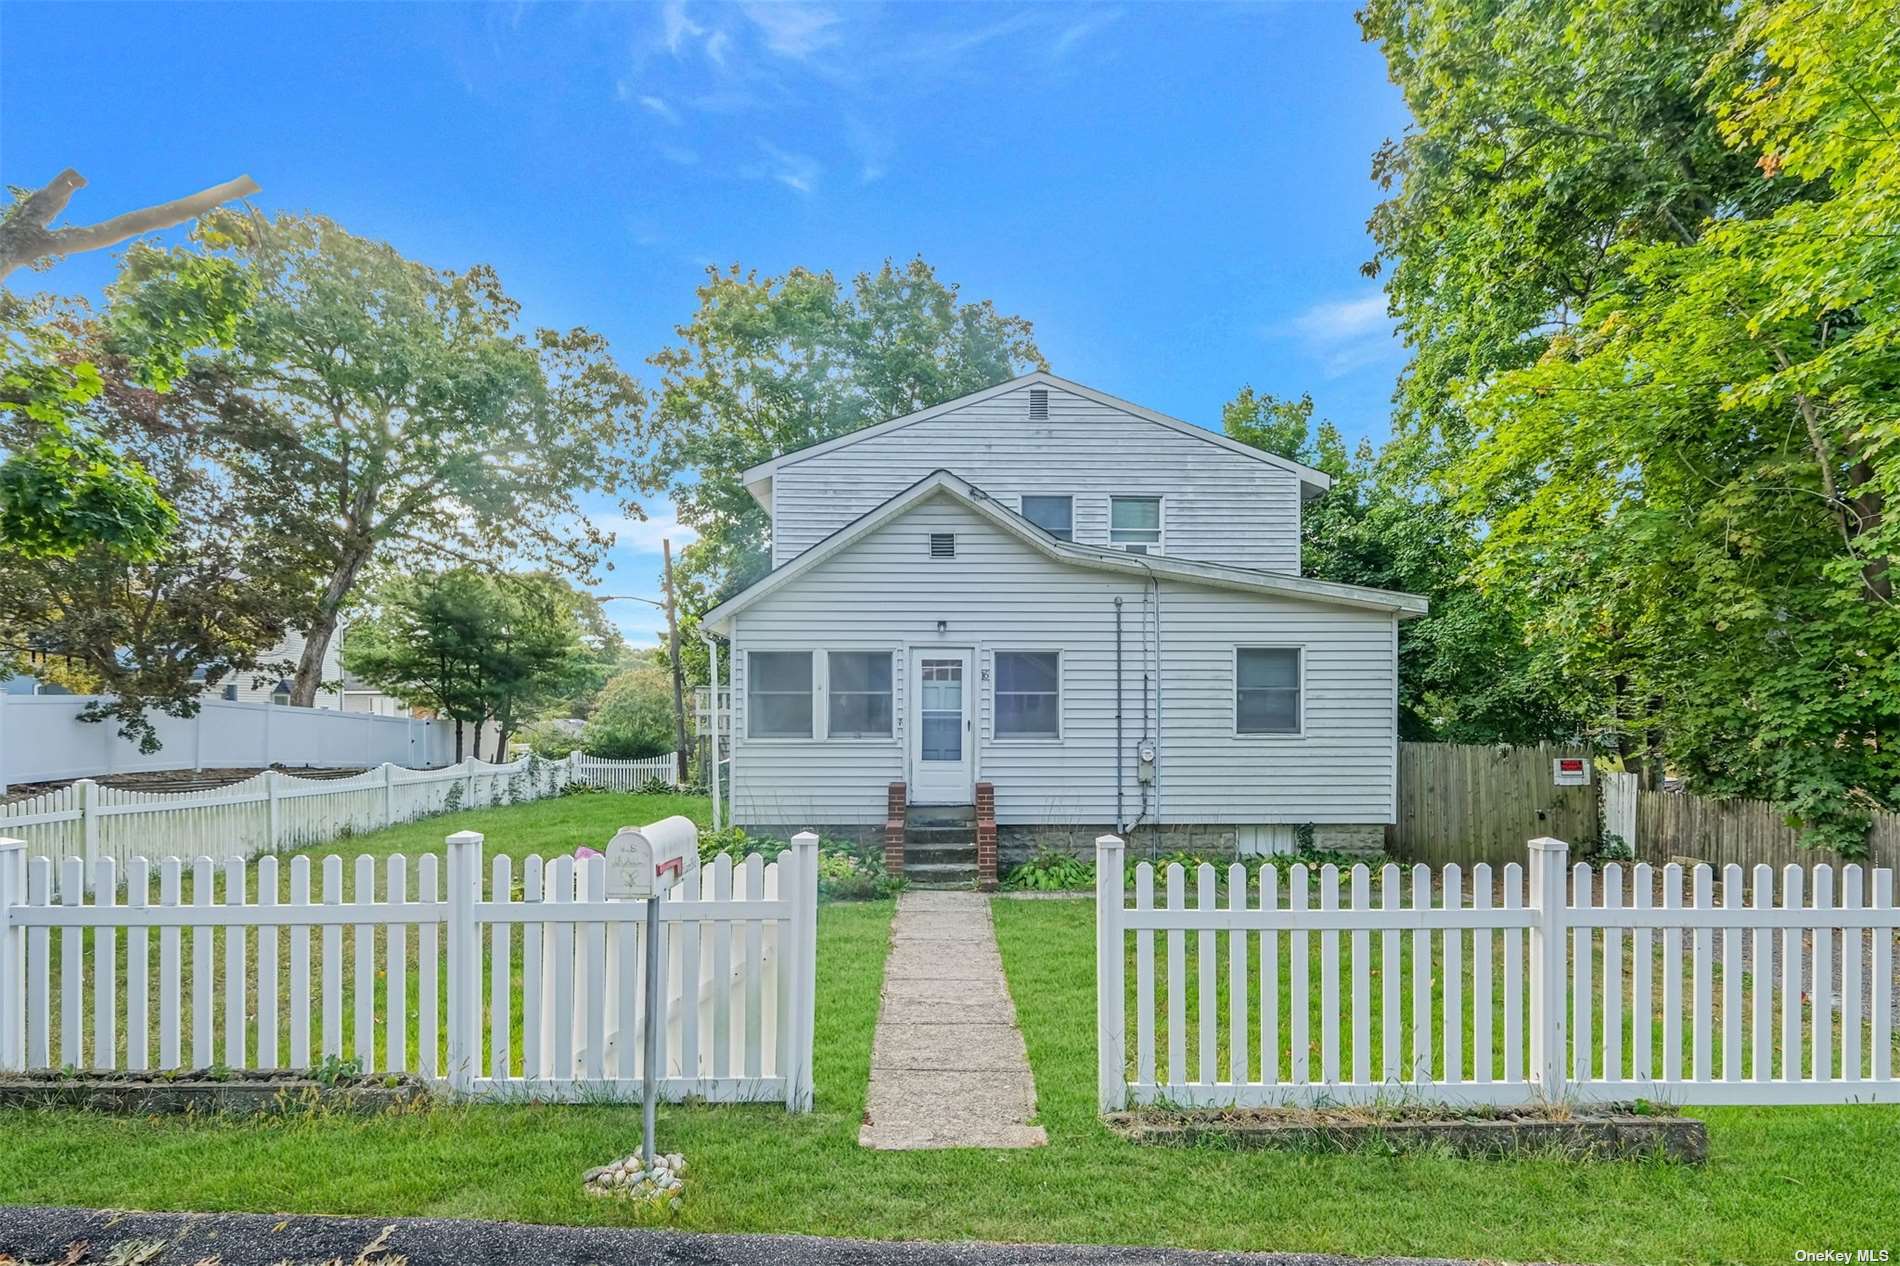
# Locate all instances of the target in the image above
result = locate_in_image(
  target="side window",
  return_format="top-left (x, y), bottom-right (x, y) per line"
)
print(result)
top-left (994, 651), bottom-right (1061, 739)
top-left (1020, 495), bottom-right (1074, 541)
top-left (747, 651), bottom-right (814, 738)
top-left (827, 651), bottom-right (893, 738)
top-left (1235, 647), bottom-right (1301, 735)
top-left (1110, 496), bottom-right (1162, 553)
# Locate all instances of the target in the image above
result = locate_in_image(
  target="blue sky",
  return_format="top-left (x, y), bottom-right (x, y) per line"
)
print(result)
top-left (1, 1), bottom-right (1409, 648)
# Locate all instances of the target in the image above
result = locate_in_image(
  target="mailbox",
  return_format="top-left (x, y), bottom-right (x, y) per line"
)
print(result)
top-left (605, 815), bottom-right (701, 899)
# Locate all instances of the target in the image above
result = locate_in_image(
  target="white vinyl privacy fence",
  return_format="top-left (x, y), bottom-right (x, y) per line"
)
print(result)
top-left (0, 826), bottom-right (818, 1109)
top-left (0, 752), bottom-right (681, 875)
top-left (0, 694), bottom-right (455, 788)
top-left (1095, 835), bottom-right (1897, 1110)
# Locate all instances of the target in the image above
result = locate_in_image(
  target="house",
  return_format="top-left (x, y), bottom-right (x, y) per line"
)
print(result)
top-left (220, 628), bottom-right (344, 708)
top-left (698, 372), bottom-right (1427, 885)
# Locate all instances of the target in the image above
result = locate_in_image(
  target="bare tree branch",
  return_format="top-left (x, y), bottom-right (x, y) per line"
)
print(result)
top-left (0, 168), bottom-right (260, 282)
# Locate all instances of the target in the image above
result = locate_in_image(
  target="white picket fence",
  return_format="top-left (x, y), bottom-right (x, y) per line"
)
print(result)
top-left (0, 827), bottom-right (819, 1109)
top-left (0, 752), bottom-right (682, 875)
top-left (570, 753), bottom-right (682, 792)
top-left (1094, 835), bottom-right (1898, 1110)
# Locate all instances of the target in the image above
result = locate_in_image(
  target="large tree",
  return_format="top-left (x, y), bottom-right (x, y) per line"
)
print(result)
top-left (1222, 387), bottom-right (1581, 743)
top-left (648, 257), bottom-right (1045, 626)
top-left (1361, 0), bottom-right (1900, 849)
top-left (0, 315), bottom-right (312, 749)
top-left (107, 210), bottom-right (648, 706)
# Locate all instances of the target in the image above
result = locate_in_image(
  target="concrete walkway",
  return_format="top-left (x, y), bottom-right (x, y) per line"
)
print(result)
top-left (858, 890), bottom-right (1048, 1149)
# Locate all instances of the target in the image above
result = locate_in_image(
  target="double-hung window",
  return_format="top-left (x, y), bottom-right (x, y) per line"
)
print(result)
top-left (1110, 496), bottom-right (1162, 553)
top-left (994, 651), bottom-right (1061, 739)
top-left (1235, 647), bottom-right (1301, 736)
top-left (747, 651), bottom-right (813, 738)
top-left (1020, 495), bottom-right (1074, 541)
top-left (827, 651), bottom-right (893, 738)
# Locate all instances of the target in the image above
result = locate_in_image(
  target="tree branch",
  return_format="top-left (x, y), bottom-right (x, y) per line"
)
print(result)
top-left (0, 168), bottom-right (260, 282)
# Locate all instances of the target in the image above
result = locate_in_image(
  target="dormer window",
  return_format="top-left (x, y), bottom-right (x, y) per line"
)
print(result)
top-left (1110, 496), bottom-right (1162, 554)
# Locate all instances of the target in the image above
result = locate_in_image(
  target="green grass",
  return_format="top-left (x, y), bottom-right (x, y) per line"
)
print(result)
top-left (3, 802), bottom-right (1897, 1263)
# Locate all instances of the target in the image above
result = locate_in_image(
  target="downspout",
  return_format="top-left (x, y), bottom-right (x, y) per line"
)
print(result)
top-left (702, 631), bottom-right (723, 831)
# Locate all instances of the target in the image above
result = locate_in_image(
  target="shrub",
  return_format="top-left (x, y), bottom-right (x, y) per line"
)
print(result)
top-left (581, 664), bottom-right (676, 759)
top-left (1002, 847), bottom-right (1094, 891)
top-left (635, 774), bottom-right (676, 796)
top-left (521, 719), bottom-right (583, 759)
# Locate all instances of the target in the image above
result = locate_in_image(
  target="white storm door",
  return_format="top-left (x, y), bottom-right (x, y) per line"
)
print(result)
top-left (909, 649), bottom-right (974, 804)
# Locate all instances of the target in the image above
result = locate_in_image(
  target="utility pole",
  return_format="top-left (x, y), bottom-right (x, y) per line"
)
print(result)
top-left (662, 538), bottom-right (690, 786)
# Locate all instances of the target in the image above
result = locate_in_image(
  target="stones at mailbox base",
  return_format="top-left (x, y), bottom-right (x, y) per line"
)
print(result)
top-left (582, 1148), bottom-right (687, 1209)
top-left (604, 814), bottom-right (700, 899)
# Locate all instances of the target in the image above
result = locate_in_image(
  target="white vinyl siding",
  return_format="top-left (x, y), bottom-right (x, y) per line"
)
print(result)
top-left (729, 493), bottom-right (1396, 828)
top-left (767, 383), bottom-right (1304, 573)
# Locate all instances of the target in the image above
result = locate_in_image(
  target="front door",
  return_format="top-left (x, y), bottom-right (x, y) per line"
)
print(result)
top-left (910, 649), bottom-right (974, 804)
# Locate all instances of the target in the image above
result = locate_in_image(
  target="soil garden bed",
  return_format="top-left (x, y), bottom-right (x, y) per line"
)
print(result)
top-left (0, 1068), bottom-right (432, 1117)
top-left (1105, 1101), bottom-right (1706, 1162)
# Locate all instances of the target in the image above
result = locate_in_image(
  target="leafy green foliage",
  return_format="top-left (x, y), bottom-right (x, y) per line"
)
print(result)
top-left (107, 210), bottom-right (647, 705)
top-left (1001, 847), bottom-right (1094, 892)
top-left (580, 663), bottom-right (678, 759)
top-left (1360, 0), bottom-right (1900, 851)
top-left (345, 569), bottom-right (591, 762)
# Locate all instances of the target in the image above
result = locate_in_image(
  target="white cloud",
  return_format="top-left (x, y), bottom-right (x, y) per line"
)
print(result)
top-left (749, 140), bottom-right (821, 194)
top-left (661, 0), bottom-right (704, 55)
top-left (1052, 7), bottom-right (1122, 59)
top-left (742, 3), bottom-right (841, 59)
top-left (705, 28), bottom-right (731, 66)
top-left (1269, 292), bottom-right (1401, 379)
top-left (639, 94), bottom-right (681, 124)
top-left (658, 142), bottom-right (701, 166)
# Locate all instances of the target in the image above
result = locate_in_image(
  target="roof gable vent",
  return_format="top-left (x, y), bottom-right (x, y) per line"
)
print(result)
top-left (1028, 387), bottom-right (1049, 420)
top-left (929, 532), bottom-right (956, 559)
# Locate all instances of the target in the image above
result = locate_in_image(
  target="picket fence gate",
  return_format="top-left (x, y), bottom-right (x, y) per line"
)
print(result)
top-left (0, 827), bottom-right (818, 1110)
top-left (0, 752), bottom-right (682, 878)
top-left (1094, 835), bottom-right (1898, 1110)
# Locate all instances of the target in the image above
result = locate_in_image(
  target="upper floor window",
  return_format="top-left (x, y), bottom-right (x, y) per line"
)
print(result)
top-left (828, 651), bottom-right (893, 738)
top-left (1110, 496), bottom-right (1162, 553)
top-left (994, 651), bottom-right (1061, 739)
top-left (1020, 495), bottom-right (1074, 541)
top-left (1235, 647), bottom-right (1301, 736)
top-left (748, 651), bottom-right (813, 738)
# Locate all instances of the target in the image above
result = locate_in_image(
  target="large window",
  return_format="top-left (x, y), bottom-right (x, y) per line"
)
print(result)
top-left (1020, 495), bottom-right (1074, 541)
top-left (828, 651), bottom-right (893, 738)
top-left (1235, 647), bottom-right (1301, 735)
top-left (747, 651), bottom-right (813, 738)
top-left (1110, 496), bottom-right (1162, 553)
top-left (994, 651), bottom-right (1061, 739)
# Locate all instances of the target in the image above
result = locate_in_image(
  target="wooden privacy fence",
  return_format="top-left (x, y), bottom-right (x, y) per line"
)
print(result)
top-left (1093, 834), bottom-right (1897, 1110)
top-left (1635, 789), bottom-right (1900, 873)
top-left (0, 751), bottom-right (682, 876)
top-left (0, 827), bottom-right (819, 1109)
top-left (1393, 742), bottom-right (1598, 866)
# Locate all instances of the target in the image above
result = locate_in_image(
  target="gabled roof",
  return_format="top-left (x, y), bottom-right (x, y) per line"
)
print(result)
top-left (739, 371), bottom-right (1333, 509)
top-left (701, 471), bottom-right (1426, 633)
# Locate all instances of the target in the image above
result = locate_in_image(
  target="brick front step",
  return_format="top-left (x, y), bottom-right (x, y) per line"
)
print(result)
top-left (905, 841), bottom-right (976, 866)
top-left (907, 824), bottom-right (978, 847)
top-left (906, 805), bottom-right (976, 829)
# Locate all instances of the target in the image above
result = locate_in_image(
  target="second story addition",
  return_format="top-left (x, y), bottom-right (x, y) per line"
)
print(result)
top-left (741, 372), bottom-right (1330, 576)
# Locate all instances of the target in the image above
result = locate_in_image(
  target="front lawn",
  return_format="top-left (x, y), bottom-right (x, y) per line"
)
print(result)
top-left (2, 799), bottom-right (1895, 1264)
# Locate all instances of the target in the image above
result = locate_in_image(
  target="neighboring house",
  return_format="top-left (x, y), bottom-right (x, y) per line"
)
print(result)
top-left (341, 670), bottom-right (411, 717)
top-left (699, 372), bottom-right (1427, 871)
top-left (221, 628), bottom-right (344, 709)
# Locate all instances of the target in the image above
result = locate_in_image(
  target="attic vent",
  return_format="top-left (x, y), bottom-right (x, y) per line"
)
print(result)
top-left (1028, 388), bottom-right (1049, 420)
top-left (929, 532), bottom-right (956, 559)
